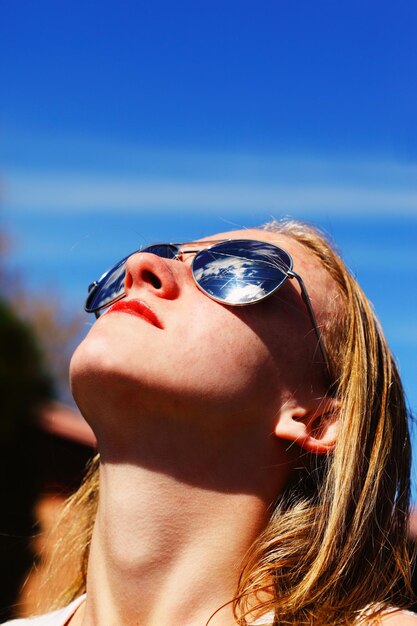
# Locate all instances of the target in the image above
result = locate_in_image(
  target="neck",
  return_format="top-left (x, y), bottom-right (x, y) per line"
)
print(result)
top-left (77, 415), bottom-right (290, 626)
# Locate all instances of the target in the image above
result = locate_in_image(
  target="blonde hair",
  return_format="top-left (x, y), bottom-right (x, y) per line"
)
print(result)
top-left (39, 219), bottom-right (414, 625)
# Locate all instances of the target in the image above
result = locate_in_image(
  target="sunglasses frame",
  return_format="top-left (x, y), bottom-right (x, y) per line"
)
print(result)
top-left (85, 239), bottom-right (331, 380)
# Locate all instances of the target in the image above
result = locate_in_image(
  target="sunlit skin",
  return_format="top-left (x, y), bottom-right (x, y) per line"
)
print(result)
top-left (68, 228), bottom-right (415, 626)
top-left (71, 228), bottom-right (335, 444)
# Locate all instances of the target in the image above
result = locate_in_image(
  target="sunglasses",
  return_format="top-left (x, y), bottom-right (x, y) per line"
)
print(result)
top-left (85, 239), bottom-right (331, 378)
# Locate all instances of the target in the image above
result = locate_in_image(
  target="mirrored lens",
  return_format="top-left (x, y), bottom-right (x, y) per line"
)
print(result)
top-left (85, 256), bottom-right (129, 312)
top-left (192, 240), bottom-right (292, 305)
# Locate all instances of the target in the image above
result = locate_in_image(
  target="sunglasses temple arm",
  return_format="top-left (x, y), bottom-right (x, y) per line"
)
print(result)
top-left (288, 270), bottom-right (332, 383)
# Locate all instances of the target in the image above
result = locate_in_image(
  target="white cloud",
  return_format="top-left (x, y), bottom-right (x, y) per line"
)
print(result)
top-left (2, 168), bottom-right (417, 216)
top-left (1, 135), bottom-right (416, 216)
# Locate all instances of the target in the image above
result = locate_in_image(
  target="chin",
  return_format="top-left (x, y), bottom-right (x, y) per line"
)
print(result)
top-left (70, 329), bottom-right (132, 420)
top-left (70, 324), bottom-right (168, 431)
top-left (71, 330), bottom-right (111, 380)
top-left (71, 319), bottom-right (138, 378)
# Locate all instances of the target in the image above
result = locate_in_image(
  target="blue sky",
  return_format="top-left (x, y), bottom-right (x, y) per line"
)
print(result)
top-left (1, 1), bottom-right (416, 486)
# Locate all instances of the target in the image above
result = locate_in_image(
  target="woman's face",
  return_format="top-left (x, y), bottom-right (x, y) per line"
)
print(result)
top-left (70, 228), bottom-right (329, 436)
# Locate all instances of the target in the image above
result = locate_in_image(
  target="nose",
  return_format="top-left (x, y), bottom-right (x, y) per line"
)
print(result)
top-left (124, 252), bottom-right (180, 300)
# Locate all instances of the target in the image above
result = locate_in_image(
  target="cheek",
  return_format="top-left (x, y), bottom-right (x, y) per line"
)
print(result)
top-left (233, 291), bottom-right (319, 387)
top-left (69, 300), bottom-right (285, 425)
top-left (179, 301), bottom-right (282, 410)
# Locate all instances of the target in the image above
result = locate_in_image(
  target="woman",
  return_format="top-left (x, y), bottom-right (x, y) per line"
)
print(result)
top-left (5, 219), bottom-right (416, 625)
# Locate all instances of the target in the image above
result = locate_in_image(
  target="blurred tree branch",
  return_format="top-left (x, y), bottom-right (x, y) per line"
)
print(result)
top-left (0, 225), bottom-right (84, 403)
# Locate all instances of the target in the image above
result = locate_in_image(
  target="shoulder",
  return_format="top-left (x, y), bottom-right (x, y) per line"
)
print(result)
top-left (0, 596), bottom-right (86, 626)
top-left (250, 608), bottom-right (417, 625)
top-left (377, 609), bottom-right (417, 624)
top-left (358, 608), bottom-right (417, 626)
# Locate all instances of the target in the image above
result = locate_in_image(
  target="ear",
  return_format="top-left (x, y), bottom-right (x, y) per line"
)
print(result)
top-left (274, 396), bottom-right (340, 454)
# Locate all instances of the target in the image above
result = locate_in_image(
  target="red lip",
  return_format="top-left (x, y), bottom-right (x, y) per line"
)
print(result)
top-left (104, 299), bottom-right (163, 329)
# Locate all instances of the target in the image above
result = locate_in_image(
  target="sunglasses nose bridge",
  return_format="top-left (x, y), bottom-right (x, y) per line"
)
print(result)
top-left (124, 250), bottom-right (181, 300)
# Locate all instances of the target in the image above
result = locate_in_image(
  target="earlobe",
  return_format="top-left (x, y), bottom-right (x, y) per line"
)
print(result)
top-left (274, 397), bottom-right (340, 455)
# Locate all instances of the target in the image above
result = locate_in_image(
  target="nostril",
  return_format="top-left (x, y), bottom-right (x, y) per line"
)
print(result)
top-left (125, 272), bottom-right (133, 290)
top-left (142, 270), bottom-right (162, 289)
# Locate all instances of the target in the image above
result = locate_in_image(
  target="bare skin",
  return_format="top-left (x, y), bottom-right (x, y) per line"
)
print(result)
top-left (68, 228), bottom-right (416, 626)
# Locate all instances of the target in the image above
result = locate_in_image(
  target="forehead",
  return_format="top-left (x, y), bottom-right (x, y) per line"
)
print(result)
top-left (199, 227), bottom-right (296, 248)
